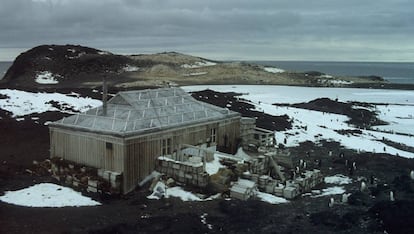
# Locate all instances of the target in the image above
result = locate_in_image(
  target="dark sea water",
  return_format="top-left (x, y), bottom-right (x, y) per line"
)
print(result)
top-left (251, 61), bottom-right (414, 84)
top-left (0, 61), bottom-right (13, 80)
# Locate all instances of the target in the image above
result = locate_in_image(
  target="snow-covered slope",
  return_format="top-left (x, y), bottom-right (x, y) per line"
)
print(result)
top-left (184, 85), bottom-right (414, 158)
top-left (0, 89), bottom-right (101, 117)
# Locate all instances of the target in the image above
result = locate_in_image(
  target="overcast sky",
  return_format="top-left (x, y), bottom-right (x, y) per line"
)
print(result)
top-left (1, 0), bottom-right (413, 61)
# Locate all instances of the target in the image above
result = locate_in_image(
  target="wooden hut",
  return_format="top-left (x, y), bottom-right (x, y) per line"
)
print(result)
top-left (49, 87), bottom-right (241, 193)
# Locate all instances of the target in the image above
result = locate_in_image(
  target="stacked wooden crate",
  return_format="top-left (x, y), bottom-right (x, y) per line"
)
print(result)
top-left (230, 179), bottom-right (256, 200)
top-left (249, 155), bottom-right (268, 175)
top-left (156, 156), bottom-right (209, 187)
top-left (50, 157), bottom-right (121, 194)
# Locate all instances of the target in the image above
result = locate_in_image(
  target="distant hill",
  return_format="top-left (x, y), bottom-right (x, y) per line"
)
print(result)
top-left (1, 45), bottom-right (132, 88)
top-left (0, 44), bottom-right (386, 89)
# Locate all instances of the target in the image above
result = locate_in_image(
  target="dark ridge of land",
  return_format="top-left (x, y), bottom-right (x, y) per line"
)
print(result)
top-left (350, 82), bottom-right (414, 90)
top-left (274, 98), bottom-right (387, 129)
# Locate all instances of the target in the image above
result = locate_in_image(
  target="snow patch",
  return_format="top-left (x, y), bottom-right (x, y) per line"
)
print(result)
top-left (256, 191), bottom-right (289, 204)
top-left (312, 186), bottom-right (346, 197)
top-left (205, 153), bottom-right (226, 175)
top-left (325, 79), bottom-right (354, 85)
top-left (167, 186), bottom-right (203, 201)
top-left (181, 61), bottom-right (217, 69)
top-left (200, 213), bottom-right (213, 230)
top-left (319, 74), bottom-right (333, 78)
top-left (183, 72), bottom-right (208, 76)
top-left (0, 89), bottom-right (101, 117)
top-left (264, 67), bottom-right (285, 73)
top-left (35, 71), bottom-right (60, 84)
top-left (98, 51), bottom-right (111, 55)
top-left (122, 65), bottom-right (140, 72)
top-left (0, 183), bottom-right (101, 207)
top-left (147, 181), bottom-right (219, 202)
top-left (324, 174), bottom-right (352, 185)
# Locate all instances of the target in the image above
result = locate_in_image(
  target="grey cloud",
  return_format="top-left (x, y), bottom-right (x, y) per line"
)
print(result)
top-left (0, 0), bottom-right (413, 61)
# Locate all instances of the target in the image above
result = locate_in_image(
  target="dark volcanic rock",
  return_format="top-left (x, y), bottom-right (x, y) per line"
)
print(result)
top-left (310, 210), bottom-right (360, 230)
top-left (1, 44), bottom-right (134, 88)
top-left (348, 191), bottom-right (374, 206)
top-left (370, 200), bottom-right (414, 234)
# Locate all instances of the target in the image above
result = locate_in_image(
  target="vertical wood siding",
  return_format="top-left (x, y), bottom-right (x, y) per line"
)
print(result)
top-left (123, 117), bottom-right (240, 193)
top-left (49, 128), bottom-right (124, 173)
top-left (50, 116), bottom-right (240, 194)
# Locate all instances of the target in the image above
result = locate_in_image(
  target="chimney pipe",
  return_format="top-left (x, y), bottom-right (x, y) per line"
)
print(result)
top-left (102, 77), bottom-right (108, 116)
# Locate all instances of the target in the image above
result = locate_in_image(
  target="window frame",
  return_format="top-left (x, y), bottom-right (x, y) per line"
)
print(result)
top-left (161, 137), bottom-right (172, 155)
top-left (210, 128), bottom-right (217, 143)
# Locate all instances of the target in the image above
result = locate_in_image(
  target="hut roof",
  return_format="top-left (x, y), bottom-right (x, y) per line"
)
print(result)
top-left (49, 87), bottom-right (240, 137)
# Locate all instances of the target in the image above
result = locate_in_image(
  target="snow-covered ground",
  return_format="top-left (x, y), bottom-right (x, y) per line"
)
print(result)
top-left (0, 89), bottom-right (101, 118)
top-left (0, 183), bottom-right (101, 207)
top-left (183, 85), bottom-right (414, 158)
top-left (374, 105), bottom-right (414, 135)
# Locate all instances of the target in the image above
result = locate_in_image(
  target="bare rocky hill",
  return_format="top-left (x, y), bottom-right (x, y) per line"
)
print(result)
top-left (1, 44), bottom-right (386, 89)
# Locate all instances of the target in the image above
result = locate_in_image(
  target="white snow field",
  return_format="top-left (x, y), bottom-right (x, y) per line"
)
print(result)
top-left (0, 183), bottom-right (101, 207)
top-left (183, 85), bottom-right (414, 105)
top-left (0, 89), bottom-right (101, 117)
top-left (183, 85), bottom-right (414, 158)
